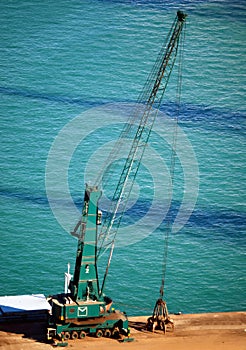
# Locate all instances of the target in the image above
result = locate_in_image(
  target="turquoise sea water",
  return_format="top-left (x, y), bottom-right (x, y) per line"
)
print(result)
top-left (0, 0), bottom-right (245, 316)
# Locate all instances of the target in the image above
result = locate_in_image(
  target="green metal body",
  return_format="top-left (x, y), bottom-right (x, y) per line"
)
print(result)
top-left (70, 185), bottom-right (101, 304)
top-left (48, 185), bottom-right (128, 339)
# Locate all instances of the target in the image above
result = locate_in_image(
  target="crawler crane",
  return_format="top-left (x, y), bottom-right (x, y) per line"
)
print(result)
top-left (47, 10), bottom-right (187, 341)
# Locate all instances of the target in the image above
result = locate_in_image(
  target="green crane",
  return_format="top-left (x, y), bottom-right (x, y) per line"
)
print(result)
top-left (48, 10), bottom-right (187, 342)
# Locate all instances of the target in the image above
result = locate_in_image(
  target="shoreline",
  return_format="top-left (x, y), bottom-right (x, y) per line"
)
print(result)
top-left (0, 311), bottom-right (245, 349)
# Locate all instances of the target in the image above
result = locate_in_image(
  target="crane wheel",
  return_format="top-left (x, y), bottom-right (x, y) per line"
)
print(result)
top-left (104, 329), bottom-right (111, 338)
top-left (111, 327), bottom-right (120, 339)
top-left (79, 331), bottom-right (86, 339)
top-left (95, 329), bottom-right (103, 338)
top-left (71, 331), bottom-right (78, 340)
top-left (63, 331), bottom-right (70, 340)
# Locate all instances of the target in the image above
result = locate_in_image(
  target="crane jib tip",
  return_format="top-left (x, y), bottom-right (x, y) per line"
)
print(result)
top-left (177, 10), bottom-right (187, 22)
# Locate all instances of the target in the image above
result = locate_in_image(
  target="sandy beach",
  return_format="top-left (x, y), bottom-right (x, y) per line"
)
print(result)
top-left (0, 311), bottom-right (245, 350)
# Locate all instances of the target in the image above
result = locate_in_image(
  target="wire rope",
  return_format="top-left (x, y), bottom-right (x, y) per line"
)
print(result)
top-left (159, 19), bottom-right (187, 299)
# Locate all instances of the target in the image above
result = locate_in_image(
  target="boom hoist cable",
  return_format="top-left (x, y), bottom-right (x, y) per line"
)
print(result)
top-left (160, 9), bottom-right (186, 299)
top-left (160, 16), bottom-right (186, 300)
top-left (96, 11), bottom-right (188, 297)
top-left (147, 12), bottom-right (187, 334)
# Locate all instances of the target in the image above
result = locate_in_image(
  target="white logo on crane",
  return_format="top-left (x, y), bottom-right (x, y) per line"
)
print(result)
top-left (78, 306), bottom-right (88, 317)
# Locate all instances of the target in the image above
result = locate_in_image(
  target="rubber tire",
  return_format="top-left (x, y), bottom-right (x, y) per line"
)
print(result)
top-left (63, 331), bottom-right (70, 340)
top-left (79, 331), bottom-right (86, 339)
top-left (111, 328), bottom-right (120, 339)
top-left (95, 329), bottom-right (103, 338)
top-left (71, 331), bottom-right (79, 340)
top-left (104, 329), bottom-right (111, 338)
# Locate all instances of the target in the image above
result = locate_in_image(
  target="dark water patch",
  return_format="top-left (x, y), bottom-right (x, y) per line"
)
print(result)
top-left (0, 188), bottom-right (49, 206)
top-left (0, 188), bottom-right (82, 209)
top-left (195, 0), bottom-right (246, 23)
top-left (189, 207), bottom-right (246, 228)
top-left (88, 195), bottom-right (246, 238)
top-left (2, 188), bottom-right (245, 238)
top-left (120, 199), bottom-right (246, 240)
top-left (160, 101), bottom-right (246, 135)
top-left (98, 0), bottom-right (246, 22)
top-left (1, 86), bottom-right (245, 135)
top-left (98, 0), bottom-right (208, 11)
top-left (0, 86), bottom-right (106, 109)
